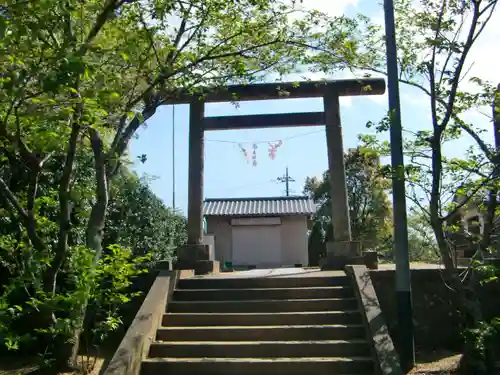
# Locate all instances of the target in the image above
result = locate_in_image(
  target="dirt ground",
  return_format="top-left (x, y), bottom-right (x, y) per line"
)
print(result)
top-left (0, 354), bottom-right (106, 375)
top-left (58, 356), bottom-right (106, 375)
top-left (409, 350), bottom-right (461, 374)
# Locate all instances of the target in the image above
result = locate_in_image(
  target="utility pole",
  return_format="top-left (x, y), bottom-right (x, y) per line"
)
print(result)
top-left (383, 0), bottom-right (415, 371)
top-left (172, 105), bottom-right (176, 211)
top-left (277, 167), bottom-right (295, 196)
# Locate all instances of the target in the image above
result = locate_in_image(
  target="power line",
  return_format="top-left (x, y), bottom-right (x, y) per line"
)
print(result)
top-left (219, 180), bottom-right (278, 193)
top-left (276, 167), bottom-right (295, 197)
top-left (206, 129), bottom-right (324, 145)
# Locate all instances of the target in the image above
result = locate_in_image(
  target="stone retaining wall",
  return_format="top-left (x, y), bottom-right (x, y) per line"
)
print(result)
top-left (370, 269), bottom-right (500, 352)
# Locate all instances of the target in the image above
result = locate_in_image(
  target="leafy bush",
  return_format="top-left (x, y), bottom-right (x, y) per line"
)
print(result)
top-left (461, 263), bottom-right (500, 374)
top-left (0, 241), bottom-right (149, 365)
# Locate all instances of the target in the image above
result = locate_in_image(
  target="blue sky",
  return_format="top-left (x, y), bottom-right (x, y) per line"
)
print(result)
top-left (129, 0), bottom-right (498, 215)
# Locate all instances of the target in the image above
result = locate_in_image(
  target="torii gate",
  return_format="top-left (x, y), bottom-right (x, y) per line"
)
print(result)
top-left (168, 78), bottom-right (386, 274)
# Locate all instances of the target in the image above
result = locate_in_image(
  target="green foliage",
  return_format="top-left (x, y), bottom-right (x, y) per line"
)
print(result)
top-left (85, 244), bottom-right (151, 344)
top-left (462, 263), bottom-right (500, 374)
top-left (406, 213), bottom-right (440, 262)
top-left (342, 3), bottom-right (500, 369)
top-left (310, 0), bottom-right (498, 224)
top-left (476, 263), bottom-right (500, 285)
top-left (323, 0), bottom-right (500, 269)
top-left (0, 241), bottom-right (148, 356)
top-left (301, 0), bottom-right (500, 370)
top-left (304, 147), bottom-right (392, 252)
top-left (0, 0), bottom-right (367, 368)
top-left (105, 170), bottom-right (186, 261)
top-left (462, 318), bottom-right (500, 374)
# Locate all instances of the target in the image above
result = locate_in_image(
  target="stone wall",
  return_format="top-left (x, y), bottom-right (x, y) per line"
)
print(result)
top-left (370, 269), bottom-right (500, 352)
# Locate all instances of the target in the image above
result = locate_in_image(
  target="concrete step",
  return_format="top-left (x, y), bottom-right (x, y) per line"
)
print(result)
top-left (163, 310), bottom-right (363, 326)
top-left (156, 324), bottom-right (366, 341)
top-left (177, 275), bottom-right (349, 290)
top-left (173, 286), bottom-right (354, 301)
top-left (167, 298), bottom-right (358, 313)
top-left (149, 339), bottom-right (371, 358)
top-left (140, 357), bottom-right (374, 375)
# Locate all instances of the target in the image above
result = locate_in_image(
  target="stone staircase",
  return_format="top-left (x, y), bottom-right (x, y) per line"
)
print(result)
top-left (140, 273), bottom-right (375, 375)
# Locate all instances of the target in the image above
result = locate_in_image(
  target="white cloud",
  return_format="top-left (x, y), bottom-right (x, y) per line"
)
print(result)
top-left (368, 91), bottom-right (388, 104)
top-left (371, 12), bottom-right (384, 27)
top-left (459, 10), bottom-right (500, 89)
top-left (401, 92), bottom-right (427, 107)
top-left (300, 0), bottom-right (359, 16)
top-left (368, 3), bottom-right (499, 115)
top-left (340, 97), bottom-right (353, 107)
top-left (282, 1), bottom-right (498, 114)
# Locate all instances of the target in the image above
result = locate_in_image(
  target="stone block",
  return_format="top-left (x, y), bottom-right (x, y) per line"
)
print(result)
top-left (326, 240), bottom-right (361, 257)
top-left (320, 252), bottom-right (371, 270)
top-left (154, 260), bottom-right (172, 271)
top-left (363, 251), bottom-right (378, 270)
top-left (345, 265), bottom-right (403, 375)
top-left (177, 244), bottom-right (210, 261)
top-left (173, 260), bottom-right (220, 275)
top-left (320, 254), bottom-right (349, 270)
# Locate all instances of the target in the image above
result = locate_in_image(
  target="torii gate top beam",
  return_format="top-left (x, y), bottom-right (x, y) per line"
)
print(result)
top-left (162, 78), bottom-right (386, 104)
top-left (182, 77), bottom-right (386, 249)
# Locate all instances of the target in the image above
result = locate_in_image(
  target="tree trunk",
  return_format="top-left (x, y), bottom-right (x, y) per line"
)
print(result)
top-left (44, 123), bottom-right (80, 293)
top-left (483, 83), bottom-right (500, 256)
top-left (429, 131), bottom-right (485, 371)
top-left (66, 128), bottom-right (109, 366)
top-left (431, 217), bottom-right (485, 373)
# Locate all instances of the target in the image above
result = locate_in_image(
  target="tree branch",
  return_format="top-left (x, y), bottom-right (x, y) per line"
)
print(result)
top-left (77, 0), bottom-right (122, 57)
top-left (87, 128), bottom-right (109, 259)
top-left (441, 171), bottom-right (495, 222)
top-left (429, 0), bottom-right (446, 100)
top-left (437, 4), bottom-right (465, 90)
top-left (139, 13), bottom-right (161, 66)
top-left (168, 4), bottom-right (193, 62)
top-left (447, 159), bottom-right (490, 179)
top-left (0, 176), bottom-right (28, 221)
top-left (0, 172), bottom-right (48, 253)
top-left (452, 113), bottom-right (493, 160)
top-left (439, 1), bottom-right (481, 131)
top-left (48, 95), bottom-right (82, 294)
top-left (169, 4), bottom-right (205, 64)
top-left (110, 31), bottom-right (289, 165)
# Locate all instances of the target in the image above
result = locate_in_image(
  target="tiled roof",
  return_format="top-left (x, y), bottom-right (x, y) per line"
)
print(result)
top-left (204, 196), bottom-right (317, 217)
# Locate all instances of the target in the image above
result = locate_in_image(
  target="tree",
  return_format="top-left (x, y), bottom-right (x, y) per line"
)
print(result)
top-left (303, 0), bottom-right (499, 370)
top-left (104, 169), bottom-right (187, 261)
top-left (406, 212), bottom-right (440, 262)
top-left (304, 147), bottom-right (392, 262)
top-left (0, 0), bottom-right (363, 369)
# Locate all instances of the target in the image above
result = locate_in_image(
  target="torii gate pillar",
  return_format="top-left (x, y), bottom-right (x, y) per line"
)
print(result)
top-left (323, 88), bottom-right (360, 262)
top-left (174, 97), bottom-right (219, 275)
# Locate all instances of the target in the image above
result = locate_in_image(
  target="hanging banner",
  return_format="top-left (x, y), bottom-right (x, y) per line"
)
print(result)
top-left (236, 140), bottom-right (283, 166)
top-left (268, 140), bottom-right (283, 160)
top-left (238, 143), bottom-right (250, 164)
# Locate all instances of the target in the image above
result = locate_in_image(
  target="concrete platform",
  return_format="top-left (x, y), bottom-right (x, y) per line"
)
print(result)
top-left (189, 267), bottom-right (345, 279)
top-left (377, 262), bottom-right (448, 270)
top-left (187, 263), bottom-right (448, 279)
